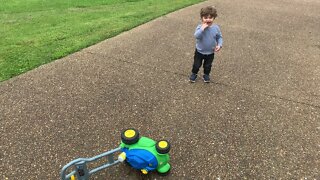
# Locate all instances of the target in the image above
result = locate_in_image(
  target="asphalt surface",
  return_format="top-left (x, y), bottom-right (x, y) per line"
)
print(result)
top-left (1, 0), bottom-right (320, 179)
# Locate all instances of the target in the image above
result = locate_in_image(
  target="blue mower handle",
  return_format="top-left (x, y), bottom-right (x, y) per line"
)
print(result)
top-left (60, 147), bottom-right (122, 180)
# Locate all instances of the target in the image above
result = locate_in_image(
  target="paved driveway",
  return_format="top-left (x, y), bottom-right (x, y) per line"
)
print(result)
top-left (1, 0), bottom-right (319, 179)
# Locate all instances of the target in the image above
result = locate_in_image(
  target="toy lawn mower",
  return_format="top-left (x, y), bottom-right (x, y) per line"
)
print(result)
top-left (60, 128), bottom-right (171, 180)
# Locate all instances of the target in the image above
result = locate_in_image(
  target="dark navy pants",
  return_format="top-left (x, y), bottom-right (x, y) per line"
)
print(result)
top-left (191, 49), bottom-right (214, 75)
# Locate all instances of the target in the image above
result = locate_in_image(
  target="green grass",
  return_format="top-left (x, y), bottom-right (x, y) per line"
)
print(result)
top-left (0, 0), bottom-right (203, 82)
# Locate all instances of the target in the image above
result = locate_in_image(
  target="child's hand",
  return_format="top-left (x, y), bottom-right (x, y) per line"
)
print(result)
top-left (214, 45), bottom-right (222, 52)
top-left (201, 22), bottom-right (209, 31)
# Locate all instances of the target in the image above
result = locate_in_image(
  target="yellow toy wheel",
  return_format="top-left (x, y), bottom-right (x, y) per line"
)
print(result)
top-left (121, 128), bottom-right (140, 145)
top-left (156, 140), bottom-right (170, 154)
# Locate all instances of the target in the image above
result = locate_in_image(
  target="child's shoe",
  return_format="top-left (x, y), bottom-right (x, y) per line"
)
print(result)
top-left (203, 74), bottom-right (210, 83)
top-left (189, 73), bottom-right (197, 83)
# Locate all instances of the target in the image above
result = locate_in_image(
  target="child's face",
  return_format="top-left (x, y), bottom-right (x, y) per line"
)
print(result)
top-left (201, 15), bottom-right (214, 26)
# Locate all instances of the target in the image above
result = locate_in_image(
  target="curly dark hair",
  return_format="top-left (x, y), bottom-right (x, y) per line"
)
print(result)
top-left (200, 6), bottom-right (218, 19)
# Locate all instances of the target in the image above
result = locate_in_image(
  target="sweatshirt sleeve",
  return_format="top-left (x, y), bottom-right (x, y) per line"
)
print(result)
top-left (194, 25), bottom-right (203, 39)
top-left (216, 26), bottom-right (223, 47)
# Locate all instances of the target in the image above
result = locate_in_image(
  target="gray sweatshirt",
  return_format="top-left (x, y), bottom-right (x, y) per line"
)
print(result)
top-left (194, 24), bottom-right (223, 55)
